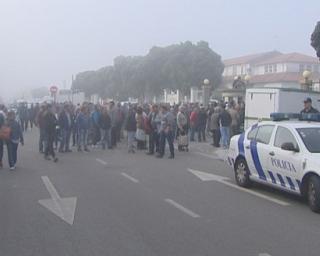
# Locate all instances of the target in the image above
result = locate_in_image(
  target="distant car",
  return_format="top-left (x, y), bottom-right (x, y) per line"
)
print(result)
top-left (228, 117), bottom-right (320, 212)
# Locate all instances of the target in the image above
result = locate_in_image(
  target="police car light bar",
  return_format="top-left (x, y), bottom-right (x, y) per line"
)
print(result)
top-left (270, 112), bottom-right (320, 122)
top-left (270, 113), bottom-right (300, 121)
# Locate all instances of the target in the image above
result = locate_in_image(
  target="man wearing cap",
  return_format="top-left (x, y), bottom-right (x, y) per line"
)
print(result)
top-left (301, 98), bottom-right (319, 113)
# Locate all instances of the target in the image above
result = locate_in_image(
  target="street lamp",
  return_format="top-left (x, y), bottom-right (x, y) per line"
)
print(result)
top-left (301, 70), bottom-right (314, 91)
top-left (202, 79), bottom-right (211, 106)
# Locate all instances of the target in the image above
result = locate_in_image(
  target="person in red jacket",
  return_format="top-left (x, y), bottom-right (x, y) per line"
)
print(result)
top-left (189, 107), bottom-right (199, 142)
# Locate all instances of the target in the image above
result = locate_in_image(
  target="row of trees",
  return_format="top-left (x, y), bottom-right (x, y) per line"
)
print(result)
top-left (72, 41), bottom-right (224, 101)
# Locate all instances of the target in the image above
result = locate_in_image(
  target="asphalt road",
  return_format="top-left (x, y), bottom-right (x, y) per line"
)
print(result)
top-left (1, 130), bottom-right (320, 256)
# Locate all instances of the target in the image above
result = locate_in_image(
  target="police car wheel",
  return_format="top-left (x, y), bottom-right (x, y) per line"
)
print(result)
top-left (235, 159), bottom-right (251, 188)
top-left (308, 176), bottom-right (320, 213)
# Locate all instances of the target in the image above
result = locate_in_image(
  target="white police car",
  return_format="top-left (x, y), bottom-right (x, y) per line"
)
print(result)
top-left (228, 113), bottom-right (320, 212)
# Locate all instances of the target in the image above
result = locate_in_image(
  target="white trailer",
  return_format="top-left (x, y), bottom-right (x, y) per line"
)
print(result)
top-left (245, 88), bottom-right (320, 129)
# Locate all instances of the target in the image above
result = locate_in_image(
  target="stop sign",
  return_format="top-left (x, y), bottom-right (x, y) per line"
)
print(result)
top-left (50, 86), bottom-right (58, 94)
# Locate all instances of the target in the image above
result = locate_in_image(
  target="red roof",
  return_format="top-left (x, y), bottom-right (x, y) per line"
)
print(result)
top-left (255, 52), bottom-right (319, 65)
top-left (223, 51), bottom-right (282, 66)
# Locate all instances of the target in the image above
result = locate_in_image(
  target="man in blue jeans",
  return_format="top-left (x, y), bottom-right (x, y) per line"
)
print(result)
top-left (157, 105), bottom-right (175, 159)
top-left (219, 103), bottom-right (232, 149)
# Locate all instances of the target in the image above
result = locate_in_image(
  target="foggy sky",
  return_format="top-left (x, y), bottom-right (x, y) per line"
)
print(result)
top-left (0, 0), bottom-right (319, 100)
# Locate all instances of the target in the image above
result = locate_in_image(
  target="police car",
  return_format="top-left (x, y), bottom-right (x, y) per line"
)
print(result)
top-left (228, 113), bottom-right (320, 212)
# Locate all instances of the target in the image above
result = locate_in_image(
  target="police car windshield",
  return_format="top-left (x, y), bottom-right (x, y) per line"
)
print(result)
top-left (296, 128), bottom-right (320, 153)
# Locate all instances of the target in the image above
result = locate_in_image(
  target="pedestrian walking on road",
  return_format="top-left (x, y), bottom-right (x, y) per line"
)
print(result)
top-left (189, 107), bottom-right (199, 142)
top-left (76, 106), bottom-right (90, 152)
top-left (43, 105), bottom-right (58, 162)
top-left (157, 105), bottom-right (175, 159)
top-left (176, 105), bottom-right (188, 152)
top-left (210, 107), bottom-right (221, 147)
top-left (5, 111), bottom-right (24, 170)
top-left (198, 105), bottom-right (207, 142)
top-left (146, 104), bottom-right (160, 155)
top-left (99, 107), bottom-right (111, 150)
top-left (228, 101), bottom-right (240, 137)
top-left (125, 106), bottom-right (137, 153)
top-left (219, 103), bottom-right (232, 149)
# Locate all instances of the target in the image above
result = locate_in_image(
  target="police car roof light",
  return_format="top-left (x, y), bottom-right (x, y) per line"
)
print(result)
top-left (270, 113), bottom-right (300, 121)
top-left (270, 112), bottom-right (320, 122)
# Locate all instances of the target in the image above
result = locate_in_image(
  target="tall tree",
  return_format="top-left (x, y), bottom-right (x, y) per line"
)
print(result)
top-left (311, 21), bottom-right (320, 59)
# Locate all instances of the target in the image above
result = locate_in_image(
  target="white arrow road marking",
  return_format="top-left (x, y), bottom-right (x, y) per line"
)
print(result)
top-left (188, 169), bottom-right (290, 206)
top-left (259, 253), bottom-right (272, 256)
top-left (39, 176), bottom-right (77, 225)
top-left (165, 199), bottom-right (200, 218)
top-left (96, 158), bottom-right (107, 166)
top-left (121, 173), bottom-right (139, 183)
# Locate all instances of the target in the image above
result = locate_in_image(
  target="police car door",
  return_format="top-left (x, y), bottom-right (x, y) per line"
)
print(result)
top-left (245, 125), bottom-right (275, 181)
top-left (267, 126), bottom-right (301, 192)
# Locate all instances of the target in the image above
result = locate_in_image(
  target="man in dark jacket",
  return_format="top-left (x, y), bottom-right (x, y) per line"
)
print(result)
top-left (58, 104), bottom-right (72, 153)
top-left (99, 107), bottom-right (111, 150)
top-left (43, 105), bottom-right (58, 162)
top-left (219, 103), bottom-right (232, 149)
top-left (198, 105), bottom-right (207, 142)
top-left (301, 98), bottom-right (319, 113)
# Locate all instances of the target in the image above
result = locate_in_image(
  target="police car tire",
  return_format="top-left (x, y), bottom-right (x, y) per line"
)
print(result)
top-left (234, 158), bottom-right (251, 188)
top-left (308, 176), bottom-right (320, 213)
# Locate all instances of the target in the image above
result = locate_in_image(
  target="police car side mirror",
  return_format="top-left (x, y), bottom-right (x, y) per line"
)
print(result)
top-left (281, 142), bottom-right (299, 153)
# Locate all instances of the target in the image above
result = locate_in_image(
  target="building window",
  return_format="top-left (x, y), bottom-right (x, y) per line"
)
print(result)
top-left (264, 64), bottom-right (277, 74)
top-left (232, 65), bottom-right (236, 75)
top-left (306, 65), bottom-right (312, 71)
top-left (241, 66), bottom-right (245, 75)
top-left (299, 64), bottom-right (304, 73)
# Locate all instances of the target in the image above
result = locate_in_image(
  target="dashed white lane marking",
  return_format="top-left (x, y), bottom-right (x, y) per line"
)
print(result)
top-left (121, 173), bottom-right (139, 183)
top-left (193, 151), bottom-right (224, 161)
top-left (222, 180), bottom-right (290, 206)
top-left (96, 158), bottom-right (107, 165)
top-left (164, 199), bottom-right (200, 218)
top-left (188, 169), bottom-right (290, 206)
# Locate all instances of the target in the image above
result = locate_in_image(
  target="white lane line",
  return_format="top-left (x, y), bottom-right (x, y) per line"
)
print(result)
top-left (188, 169), bottom-right (290, 207)
top-left (193, 151), bottom-right (224, 161)
top-left (259, 253), bottom-right (272, 256)
top-left (221, 180), bottom-right (290, 206)
top-left (164, 199), bottom-right (200, 218)
top-left (96, 158), bottom-right (107, 165)
top-left (121, 172), bottom-right (139, 183)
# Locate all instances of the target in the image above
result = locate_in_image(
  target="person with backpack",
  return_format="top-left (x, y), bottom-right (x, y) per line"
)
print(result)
top-left (5, 111), bottom-right (24, 170)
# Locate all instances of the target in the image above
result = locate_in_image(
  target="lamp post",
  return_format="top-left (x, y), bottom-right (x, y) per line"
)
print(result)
top-left (301, 70), bottom-right (313, 91)
top-left (202, 79), bottom-right (211, 106)
top-left (244, 74), bottom-right (251, 85)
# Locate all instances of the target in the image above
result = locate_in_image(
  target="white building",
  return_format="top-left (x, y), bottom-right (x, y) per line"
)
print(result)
top-left (222, 51), bottom-right (320, 89)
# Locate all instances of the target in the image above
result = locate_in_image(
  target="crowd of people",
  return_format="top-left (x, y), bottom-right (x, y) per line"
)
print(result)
top-left (0, 100), bottom-right (245, 170)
